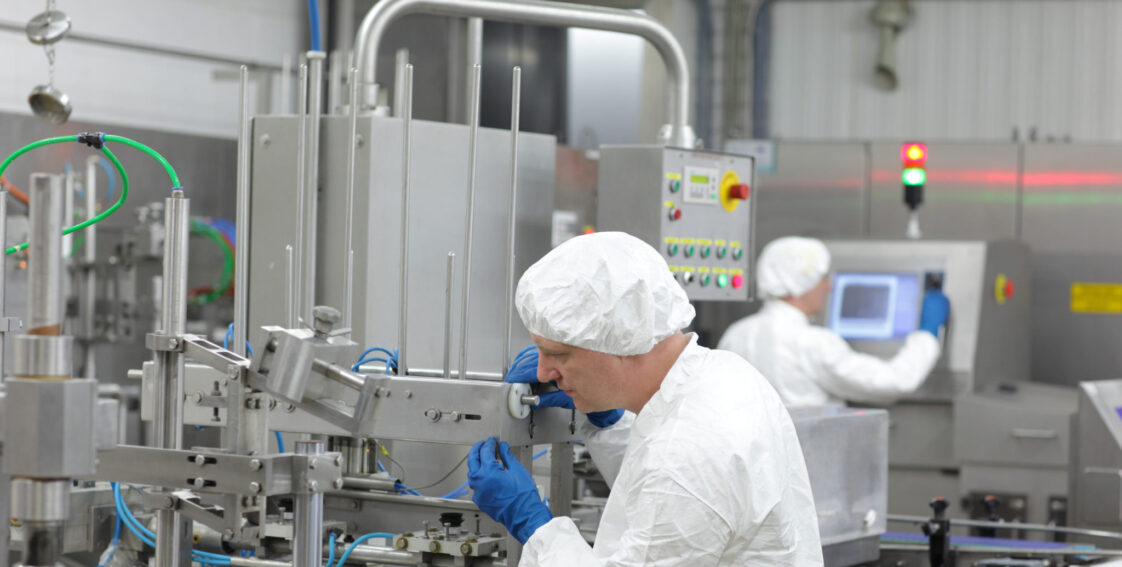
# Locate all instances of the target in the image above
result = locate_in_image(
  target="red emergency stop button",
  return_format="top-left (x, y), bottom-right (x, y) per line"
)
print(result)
top-left (1004, 280), bottom-right (1015, 299)
top-left (732, 274), bottom-right (744, 289)
top-left (668, 208), bottom-right (682, 221)
top-left (728, 183), bottom-right (750, 200)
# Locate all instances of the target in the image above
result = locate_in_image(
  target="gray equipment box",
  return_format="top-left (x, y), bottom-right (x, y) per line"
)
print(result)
top-left (597, 146), bottom-right (756, 301)
top-left (791, 407), bottom-right (887, 567)
top-left (1071, 379), bottom-right (1122, 531)
top-left (821, 240), bottom-right (1032, 401)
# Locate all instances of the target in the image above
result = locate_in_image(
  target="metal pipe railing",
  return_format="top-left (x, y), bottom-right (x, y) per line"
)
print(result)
top-left (353, 0), bottom-right (694, 147)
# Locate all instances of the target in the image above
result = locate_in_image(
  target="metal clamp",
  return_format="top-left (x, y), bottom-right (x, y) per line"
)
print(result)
top-left (0, 316), bottom-right (22, 333)
top-left (145, 333), bottom-right (185, 353)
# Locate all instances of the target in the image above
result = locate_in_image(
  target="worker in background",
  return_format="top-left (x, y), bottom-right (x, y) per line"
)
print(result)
top-left (718, 236), bottom-right (950, 408)
top-left (466, 232), bottom-right (823, 566)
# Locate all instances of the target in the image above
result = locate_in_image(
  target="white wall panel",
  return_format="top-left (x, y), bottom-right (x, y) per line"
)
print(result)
top-left (0, 0), bottom-right (304, 137)
top-left (769, 0), bottom-right (1122, 141)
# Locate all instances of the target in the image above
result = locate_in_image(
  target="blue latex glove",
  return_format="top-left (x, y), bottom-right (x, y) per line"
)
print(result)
top-left (467, 437), bottom-right (553, 544)
top-left (918, 289), bottom-right (950, 336)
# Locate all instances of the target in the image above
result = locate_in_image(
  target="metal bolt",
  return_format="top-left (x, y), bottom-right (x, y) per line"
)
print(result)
top-left (192, 477), bottom-right (207, 489)
top-left (223, 529), bottom-right (235, 540)
top-left (248, 482), bottom-right (262, 494)
top-left (450, 411), bottom-right (463, 423)
top-left (460, 543), bottom-right (472, 555)
top-left (308, 458), bottom-right (317, 470)
top-left (333, 478), bottom-right (344, 490)
top-left (333, 455), bottom-right (344, 467)
top-left (429, 541), bottom-right (441, 553)
top-left (395, 538), bottom-right (409, 550)
top-left (312, 305), bottom-right (341, 337)
top-left (168, 338), bottom-right (179, 349)
top-left (405, 390), bottom-right (413, 399)
top-left (269, 399), bottom-right (278, 410)
top-left (248, 459), bottom-right (262, 471)
top-left (425, 408), bottom-right (442, 422)
top-left (193, 392), bottom-right (204, 404)
top-left (227, 366), bottom-right (240, 381)
top-left (193, 455), bottom-right (207, 466)
top-left (260, 134), bottom-right (271, 147)
top-left (376, 387), bottom-right (390, 398)
top-left (286, 403), bottom-right (296, 413)
top-left (307, 480), bottom-right (319, 492)
top-left (356, 134), bottom-right (365, 147)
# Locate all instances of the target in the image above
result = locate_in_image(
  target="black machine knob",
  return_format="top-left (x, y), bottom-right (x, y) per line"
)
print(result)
top-left (440, 512), bottom-right (464, 528)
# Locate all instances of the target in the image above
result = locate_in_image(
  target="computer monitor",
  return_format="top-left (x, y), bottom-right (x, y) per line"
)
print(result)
top-left (828, 272), bottom-right (920, 341)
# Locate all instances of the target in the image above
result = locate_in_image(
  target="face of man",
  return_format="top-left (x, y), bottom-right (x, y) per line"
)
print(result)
top-left (802, 275), bottom-right (832, 316)
top-left (531, 334), bottom-right (627, 413)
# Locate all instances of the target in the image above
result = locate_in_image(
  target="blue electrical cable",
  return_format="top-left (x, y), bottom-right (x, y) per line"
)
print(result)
top-left (307, 0), bottom-right (322, 52)
top-left (275, 431), bottom-right (286, 453)
top-left (327, 532), bottom-right (337, 567)
top-left (112, 483), bottom-right (233, 564)
top-left (224, 322), bottom-right (254, 356)
top-left (334, 533), bottom-right (396, 567)
top-left (96, 504), bottom-right (122, 567)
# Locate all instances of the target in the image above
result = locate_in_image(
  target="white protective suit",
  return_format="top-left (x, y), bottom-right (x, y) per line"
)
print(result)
top-left (521, 335), bottom-right (824, 566)
top-left (718, 300), bottom-right (940, 407)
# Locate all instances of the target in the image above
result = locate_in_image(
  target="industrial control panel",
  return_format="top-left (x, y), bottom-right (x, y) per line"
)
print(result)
top-left (597, 145), bottom-right (756, 301)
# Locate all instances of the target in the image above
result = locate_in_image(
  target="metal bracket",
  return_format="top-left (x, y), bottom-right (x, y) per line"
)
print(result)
top-left (0, 317), bottom-right (22, 333)
top-left (182, 335), bottom-right (251, 381)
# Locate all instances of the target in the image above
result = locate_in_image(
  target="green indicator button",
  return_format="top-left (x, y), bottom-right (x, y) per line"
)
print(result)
top-left (700, 274), bottom-right (711, 287)
top-left (902, 168), bottom-right (926, 186)
top-left (717, 274), bottom-right (729, 288)
top-left (716, 247), bottom-right (727, 259)
top-left (700, 246), bottom-right (711, 258)
top-left (684, 245), bottom-right (695, 258)
top-left (667, 243), bottom-right (679, 256)
top-left (669, 180), bottom-right (681, 193)
top-left (732, 248), bottom-right (744, 260)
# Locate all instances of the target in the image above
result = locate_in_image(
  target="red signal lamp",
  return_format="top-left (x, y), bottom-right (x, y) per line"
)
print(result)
top-left (901, 142), bottom-right (927, 168)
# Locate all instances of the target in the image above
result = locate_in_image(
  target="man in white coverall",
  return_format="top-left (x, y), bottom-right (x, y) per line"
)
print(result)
top-left (718, 236), bottom-right (950, 407)
top-left (466, 231), bottom-right (823, 566)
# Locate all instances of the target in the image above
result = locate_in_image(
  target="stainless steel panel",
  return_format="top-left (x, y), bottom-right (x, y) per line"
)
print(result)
top-left (868, 142), bottom-right (1019, 241)
top-left (886, 402), bottom-right (954, 468)
top-left (887, 467), bottom-right (962, 519)
top-left (1070, 380), bottom-right (1122, 530)
top-left (954, 383), bottom-right (1076, 468)
top-left (1020, 144), bottom-right (1122, 386)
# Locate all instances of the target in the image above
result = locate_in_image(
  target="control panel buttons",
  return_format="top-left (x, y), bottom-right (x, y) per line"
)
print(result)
top-left (732, 248), bottom-right (744, 260)
top-left (700, 274), bottom-right (711, 287)
top-left (716, 247), bottom-right (727, 259)
top-left (667, 243), bottom-right (679, 256)
top-left (681, 271), bottom-right (694, 284)
top-left (683, 245), bottom-right (695, 258)
top-left (669, 179), bottom-right (681, 193)
top-left (732, 274), bottom-right (744, 289)
top-left (716, 274), bottom-right (729, 288)
top-left (668, 208), bottom-right (682, 221)
top-left (728, 183), bottom-right (750, 200)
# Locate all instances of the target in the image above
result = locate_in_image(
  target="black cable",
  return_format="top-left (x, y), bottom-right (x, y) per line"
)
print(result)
top-left (410, 452), bottom-right (470, 491)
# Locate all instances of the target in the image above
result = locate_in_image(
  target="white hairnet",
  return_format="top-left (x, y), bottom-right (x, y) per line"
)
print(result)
top-left (515, 232), bottom-right (695, 356)
top-left (756, 236), bottom-right (831, 300)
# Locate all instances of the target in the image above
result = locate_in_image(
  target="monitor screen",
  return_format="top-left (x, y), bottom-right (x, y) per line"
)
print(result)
top-left (829, 272), bottom-right (920, 341)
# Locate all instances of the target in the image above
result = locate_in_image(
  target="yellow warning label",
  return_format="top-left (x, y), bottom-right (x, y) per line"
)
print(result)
top-left (680, 238), bottom-right (696, 244)
top-left (730, 269), bottom-right (744, 276)
top-left (712, 268), bottom-right (727, 274)
top-left (715, 240), bottom-right (727, 246)
top-left (730, 241), bottom-right (743, 248)
top-left (1071, 283), bottom-right (1122, 313)
top-left (697, 238), bottom-right (713, 245)
top-left (668, 266), bottom-right (679, 272)
top-left (664, 237), bottom-right (679, 244)
top-left (681, 266), bottom-right (695, 272)
top-left (698, 267), bottom-right (710, 273)
top-left (666, 173), bottom-right (682, 180)
top-left (664, 200), bottom-right (676, 208)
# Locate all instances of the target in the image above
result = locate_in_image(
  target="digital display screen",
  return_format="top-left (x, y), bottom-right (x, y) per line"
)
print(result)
top-left (828, 272), bottom-right (920, 341)
top-left (690, 174), bottom-right (710, 184)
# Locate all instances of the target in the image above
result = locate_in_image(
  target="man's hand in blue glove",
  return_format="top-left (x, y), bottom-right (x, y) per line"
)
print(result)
top-left (467, 437), bottom-right (553, 544)
top-left (508, 366), bottom-right (623, 428)
top-left (918, 289), bottom-right (950, 336)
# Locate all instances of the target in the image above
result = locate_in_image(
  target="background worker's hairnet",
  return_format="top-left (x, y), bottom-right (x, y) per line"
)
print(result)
top-left (756, 236), bottom-right (831, 300)
top-left (515, 232), bottom-right (695, 356)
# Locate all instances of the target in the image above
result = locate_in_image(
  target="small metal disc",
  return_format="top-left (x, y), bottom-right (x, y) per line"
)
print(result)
top-left (28, 85), bottom-right (72, 124)
top-left (25, 11), bottom-right (71, 45)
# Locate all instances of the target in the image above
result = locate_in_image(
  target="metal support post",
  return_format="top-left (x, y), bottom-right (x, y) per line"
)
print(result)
top-left (458, 64), bottom-right (481, 380)
top-left (501, 67), bottom-right (521, 376)
top-left (0, 187), bottom-right (7, 567)
top-left (443, 252), bottom-right (454, 379)
top-left (292, 441), bottom-right (325, 567)
top-left (343, 66), bottom-right (360, 329)
top-left (154, 189), bottom-right (191, 567)
top-left (82, 157), bottom-right (98, 378)
top-left (303, 51), bottom-right (326, 323)
top-left (397, 64), bottom-right (414, 375)
top-left (549, 442), bottom-right (573, 517)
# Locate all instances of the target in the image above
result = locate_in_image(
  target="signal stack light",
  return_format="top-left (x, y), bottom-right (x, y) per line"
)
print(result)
top-left (901, 142), bottom-right (927, 211)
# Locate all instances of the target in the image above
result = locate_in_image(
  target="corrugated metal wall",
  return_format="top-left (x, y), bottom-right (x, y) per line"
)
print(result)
top-left (769, 0), bottom-right (1122, 141)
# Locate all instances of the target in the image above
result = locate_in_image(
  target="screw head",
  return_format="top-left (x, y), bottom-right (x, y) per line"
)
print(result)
top-left (333, 478), bottom-right (344, 490)
top-left (168, 338), bottom-right (179, 349)
top-left (307, 480), bottom-right (319, 492)
top-left (192, 477), bottom-right (206, 489)
top-left (425, 408), bottom-right (441, 422)
top-left (260, 134), bottom-right (271, 146)
top-left (223, 529), bottom-right (235, 540)
top-left (193, 455), bottom-right (207, 466)
top-left (312, 305), bottom-right (342, 335)
top-left (248, 482), bottom-right (262, 494)
top-left (333, 455), bottom-right (344, 467)
top-left (461, 543), bottom-right (473, 555)
top-left (193, 392), bottom-right (204, 404)
top-left (248, 459), bottom-right (262, 471)
top-left (429, 541), bottom-right (441, 553)
top-left (395, 538), bottom-right (409, 550)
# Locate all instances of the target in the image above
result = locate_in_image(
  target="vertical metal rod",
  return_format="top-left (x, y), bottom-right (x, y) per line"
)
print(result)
top-left (393, 49), bottom-right (409, 117)
top-left (465, 18), bottom-right (483, 120)
top-left (303, 52), bottom-right (326, 324)
top-left (343, 67), bottom-right (360, 329)
top-left (83, 158), bottom-right (97, 377)
top-left (155, 189), bottom-right (190, 567)
top-left (62, 172), bottom-right (74, 268)
top-left (443, 252), bottom-right (454, 379)
top-left (502, 67), bottom-right (521, 377)
top-left (397, 64), bottom-right (414, 376)
top-left (27, 175), bottom-right (63, 333)
top-left (294, 63), bottom-right (309, 324)
top-left (235, 65), bottom-right (251, 356)
top-left (292, 441), bottom-right (325, 567)
top-left (285, 245), bottom-right (296, 328)
top-left (328, 50), bottom-right (343, 114)
top-left (458, 64), bottom-right (482, 380)
top-left (0, 190), bottom-right (8, 567)
top-left (281, 54), bottom-right (293, 114)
